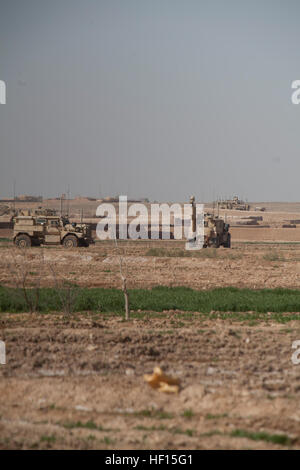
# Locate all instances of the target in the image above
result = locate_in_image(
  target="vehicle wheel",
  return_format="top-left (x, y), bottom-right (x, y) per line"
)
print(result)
top-left (224, 233), bottom-right (231, 248)
top-left (63, 235), bottom-right (78, 248)
top-left (15, 234), bottom-right (32, 248)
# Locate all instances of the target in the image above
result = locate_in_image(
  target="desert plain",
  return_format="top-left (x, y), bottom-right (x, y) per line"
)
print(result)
top-left (1, 200), bottom-right (300, 449)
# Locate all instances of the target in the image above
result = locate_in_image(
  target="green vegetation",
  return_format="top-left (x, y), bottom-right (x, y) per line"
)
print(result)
top-left (263, 250), bottom-right (285, 262)
top-left (205, 413), bottom-right (228, 420)
top-left (102, 436), bottom-right (114, 445)
top-left (133, 409), bottom-right (174, 420)
top-left (131, 424), bottom-right (293, 446)
top-left (134, 425), bottom-right (167, 432)
top-left (134, 424), bottom-right (194, 437)
top-left (200, 430), bottom-right (223, 438)
top-left (230, 429), bottom-right (292, 446)
top-left (63, 420), bottom-right (98, 430)
top-left (182, 409), bottom-right (194, 419)
top-left (172, 427), bottom-right (195, 437)
top-left (40, 435), bottom-right (56, 444)
top-left (2, 285), bottom-right (300, 316)
top-left (62, 420), bottom-right (116, 432)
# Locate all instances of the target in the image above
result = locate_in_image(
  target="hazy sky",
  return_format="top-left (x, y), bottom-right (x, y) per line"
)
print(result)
top-left (0, 0), bottom-right (300, 202)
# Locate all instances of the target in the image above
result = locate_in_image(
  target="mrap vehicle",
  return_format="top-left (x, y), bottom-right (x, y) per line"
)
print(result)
top-left (189, 196), bottom-right (231, 248)
top-left (12, 210), bottom-right (93, 248)
top-left (203, 213), bottom-right (231, 248)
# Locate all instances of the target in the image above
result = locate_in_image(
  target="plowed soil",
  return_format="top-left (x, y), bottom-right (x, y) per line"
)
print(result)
top-left (1, 313), bottom-right (300, 450)
top-left (1, 204), bottom-right (300, 449)
top-left (1, 240), bottom-right (300, 290)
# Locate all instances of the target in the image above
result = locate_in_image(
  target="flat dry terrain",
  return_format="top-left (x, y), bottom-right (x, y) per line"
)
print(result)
top-left (1, 241), bottom-right (300, 289)
top-left (1, 200), bottom-right (300, 449)
top-left (1, 313), bottom-right (300, 450)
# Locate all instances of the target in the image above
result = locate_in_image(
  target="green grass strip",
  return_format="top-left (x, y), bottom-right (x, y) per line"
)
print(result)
top-left (2, 285), bottom-right (300, 315)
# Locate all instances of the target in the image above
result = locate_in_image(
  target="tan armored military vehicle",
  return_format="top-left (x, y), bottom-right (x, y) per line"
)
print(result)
top-left (189, 196), bottom-right (231, 248)
top-left (204, 213), bottom-right (231, 248)
top-left (13, 209), bottom-right (93, 248)
top-left (218, 196), bottom-right (250, 211)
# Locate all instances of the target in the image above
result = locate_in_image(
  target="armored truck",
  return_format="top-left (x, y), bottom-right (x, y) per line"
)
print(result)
top-left (218, 196), bottom-right (250, 211)
top-left (13, 210), bottom-right (93, 248)
top-left (189, 196), bottom-right (231, 248)
top-left (204, 213), bottom-right (231, 248)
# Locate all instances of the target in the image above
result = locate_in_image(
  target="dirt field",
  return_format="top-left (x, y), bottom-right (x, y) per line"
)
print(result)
top-left (1, 241), bottom-right (300, 290)
top-left (1, 313), bottom-right (300, 450)
top-left (1, 200), bottom-right (300, 449)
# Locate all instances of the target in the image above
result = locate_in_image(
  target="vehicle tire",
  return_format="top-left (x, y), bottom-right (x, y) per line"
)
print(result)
top-left (224, 233), bottom-right (231, 248)
top-left (63, 235), bottom-right (78, 248)
top-left (15, 234), bottom-right (32, 248)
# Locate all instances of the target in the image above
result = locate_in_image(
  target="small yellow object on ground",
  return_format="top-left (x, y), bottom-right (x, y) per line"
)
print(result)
top-left (144, 366), bottom-right (181, 393)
